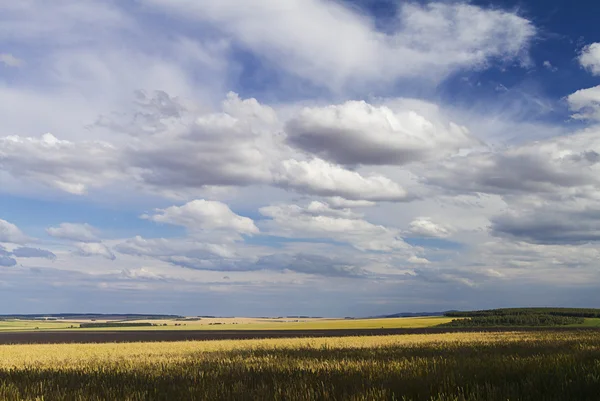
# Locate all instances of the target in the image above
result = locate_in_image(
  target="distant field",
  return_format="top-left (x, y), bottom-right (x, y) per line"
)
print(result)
top-left (1, 331), bottom-right (600, 400)
top-left (0, 320), bottom-right (76, 331)
top-left (3, 316), bottom-right (600, 333)
top-left (0, 316), bottom-right (453, 332)
top-left (570, 317), bottom-right (600, 327)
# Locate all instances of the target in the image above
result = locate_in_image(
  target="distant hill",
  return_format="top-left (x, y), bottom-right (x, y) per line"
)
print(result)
top-left (371, 311), bottom-right (450, 318)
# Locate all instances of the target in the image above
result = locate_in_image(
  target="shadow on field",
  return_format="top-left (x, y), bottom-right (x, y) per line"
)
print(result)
top-left (1, 326), bottom-right (600, 345)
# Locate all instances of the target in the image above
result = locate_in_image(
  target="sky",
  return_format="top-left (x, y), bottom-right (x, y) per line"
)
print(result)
top-left (1, 0), bottom-right (600, 317)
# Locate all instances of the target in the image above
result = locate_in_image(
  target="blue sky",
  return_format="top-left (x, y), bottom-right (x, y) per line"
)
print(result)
top-left (2, 0), bottom-right (600, 316)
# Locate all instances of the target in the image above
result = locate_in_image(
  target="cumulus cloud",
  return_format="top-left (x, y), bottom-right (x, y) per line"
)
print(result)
top-left (6, 0), bottom-right (600, 310)
top-left (142, 199), bottom-right (259, 237)
top-left (409, 218), bottom-right (453, 238)
top-left (286, 101), bottom-right (474, 165)
top-left (491, 202), bottom-right (600, 245)
top-left (408, 255), bottom-right (431, 265)
top-left (125, 92), bottom-right (279, 192)
top-left (579, 43), bottom-right (600, 76)
top-left (142, 0), bottom-right (535, 89)
top-left (47, 223), bottom-right (100, 243)
top-left (326, 197), bottom-right (376, 209)
top-left (425, 127), bottom-right (600, 196)
top-left (0, 92), bottom-right (282, 197)
top-left (276, 158), bottom-right (409, 201)
top-left (74, 242), bottom-right (116, 260)
top-left (567, 85), bottom-right (600, 121)
top-left (304, 201), bottom-right (363, 219)
top-left (0, 219), bottom-right (29, 244)
top-left (260, 203), bottom-right (409, 252)
top-left (0, 134), bottom-right (124, 195)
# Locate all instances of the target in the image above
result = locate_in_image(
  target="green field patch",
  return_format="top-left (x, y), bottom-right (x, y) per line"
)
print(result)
top-left (0, 320), bottom-right (75, 332)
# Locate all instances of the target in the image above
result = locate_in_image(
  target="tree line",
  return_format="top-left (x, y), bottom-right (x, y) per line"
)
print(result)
top-left (445, 308), bottom-right (600, 318)
top-left (440, 314), bottom-right (584, 327)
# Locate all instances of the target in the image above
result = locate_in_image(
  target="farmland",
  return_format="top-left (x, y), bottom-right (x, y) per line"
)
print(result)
top-left (1, 330), bottom-right (600, 400)
top-left (0, 316), bottom-right (453, 332)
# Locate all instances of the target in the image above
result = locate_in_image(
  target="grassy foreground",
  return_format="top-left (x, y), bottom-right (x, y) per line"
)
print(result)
top-left (1, 331), bottom-right (600, 400)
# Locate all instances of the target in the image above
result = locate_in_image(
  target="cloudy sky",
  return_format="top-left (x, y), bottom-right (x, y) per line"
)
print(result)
top-left (1, 0), bottom-right (600, 316)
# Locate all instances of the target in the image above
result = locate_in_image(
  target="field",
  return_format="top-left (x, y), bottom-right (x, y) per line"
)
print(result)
top-left (0, 316), bottom-right (453, 332)
top-left (574, 318), bottom-right (600, 327)
top-left (1, 330), bottom-right (600, 400)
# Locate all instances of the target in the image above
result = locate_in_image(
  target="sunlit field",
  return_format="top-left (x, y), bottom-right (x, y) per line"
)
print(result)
top-left (3, 316), bottom-right (600, 332)
top-left (1, 331), bottom-right (600, 400)
top-left (0, 316), bottom-right (454, 332)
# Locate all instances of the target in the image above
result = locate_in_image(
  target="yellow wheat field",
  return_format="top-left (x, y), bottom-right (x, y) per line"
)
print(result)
top-left (0, 331), bottom-right (580, 369)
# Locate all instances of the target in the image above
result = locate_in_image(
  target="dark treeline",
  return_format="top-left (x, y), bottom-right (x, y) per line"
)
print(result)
top-left (445, 308), bottom-right (600, 318)
top-left (440, 314), bottom-right (584, 327)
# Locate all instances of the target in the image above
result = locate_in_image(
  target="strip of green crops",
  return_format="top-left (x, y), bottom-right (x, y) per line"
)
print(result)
top-left (1, 331), bottom-right (600, 400)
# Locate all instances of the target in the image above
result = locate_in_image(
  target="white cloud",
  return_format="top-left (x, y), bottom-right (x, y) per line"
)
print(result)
top-left (409, 218), bottom-right (453, 238)
top-left (579, 43), bottom-right (600, 76)
top-left (463, 238), bottom-right (600, 282)
top-left (567, 85), bottom-right (600, 121)
top-left (125, 92), bottom-right (280, 193)
top-left (74, 242), bottom-right (116, 261)
top-left (425, 127), bottom-right (600, 196)
top-left (47, 223), bottom-right (100, 243)
top-left (5, 0), bottom-right (600, 312)
top-left (276, 158), bottom-right (409, 201)
top-left (286, 100), bottom-right (475, 165)
top-left (0, 133), bottom-right (124, 195)
top-left (304, 201), bottom-right (362, 219)
top-left (326, 197), bottom-right (376, 209)
top-left (143, 199), bottom-right (259, 236)
top-left (141, 0), bottom-right (535, 90)
top-left (0, 53), bottom-right (23, 67)
top-left (0, 92), bottom-right (282, 197)
top-left (408, 255), bottom-right (431, 265)
top-left (259, 203), bottom-right (409, 252)
top-left (115, 236), bottom-right (235, 261)
top-left (542, 60), bottom-right (557, 71)
top-left (0, 219), bottom-right (29, 244)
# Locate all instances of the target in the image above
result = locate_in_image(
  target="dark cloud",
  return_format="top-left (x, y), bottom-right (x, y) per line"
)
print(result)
top-left (255, 253), bottom-right (367, 278)
top-left (12, 247), bottom-right (57, 260)
top-left (285, 101), bottom-right (473, 166)
top-left (0, 247), bottom-right (17, 267)
top-left (491, 207), bottom-right (600, 245)
top-left (424, 134), bottom-right (600, 196)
